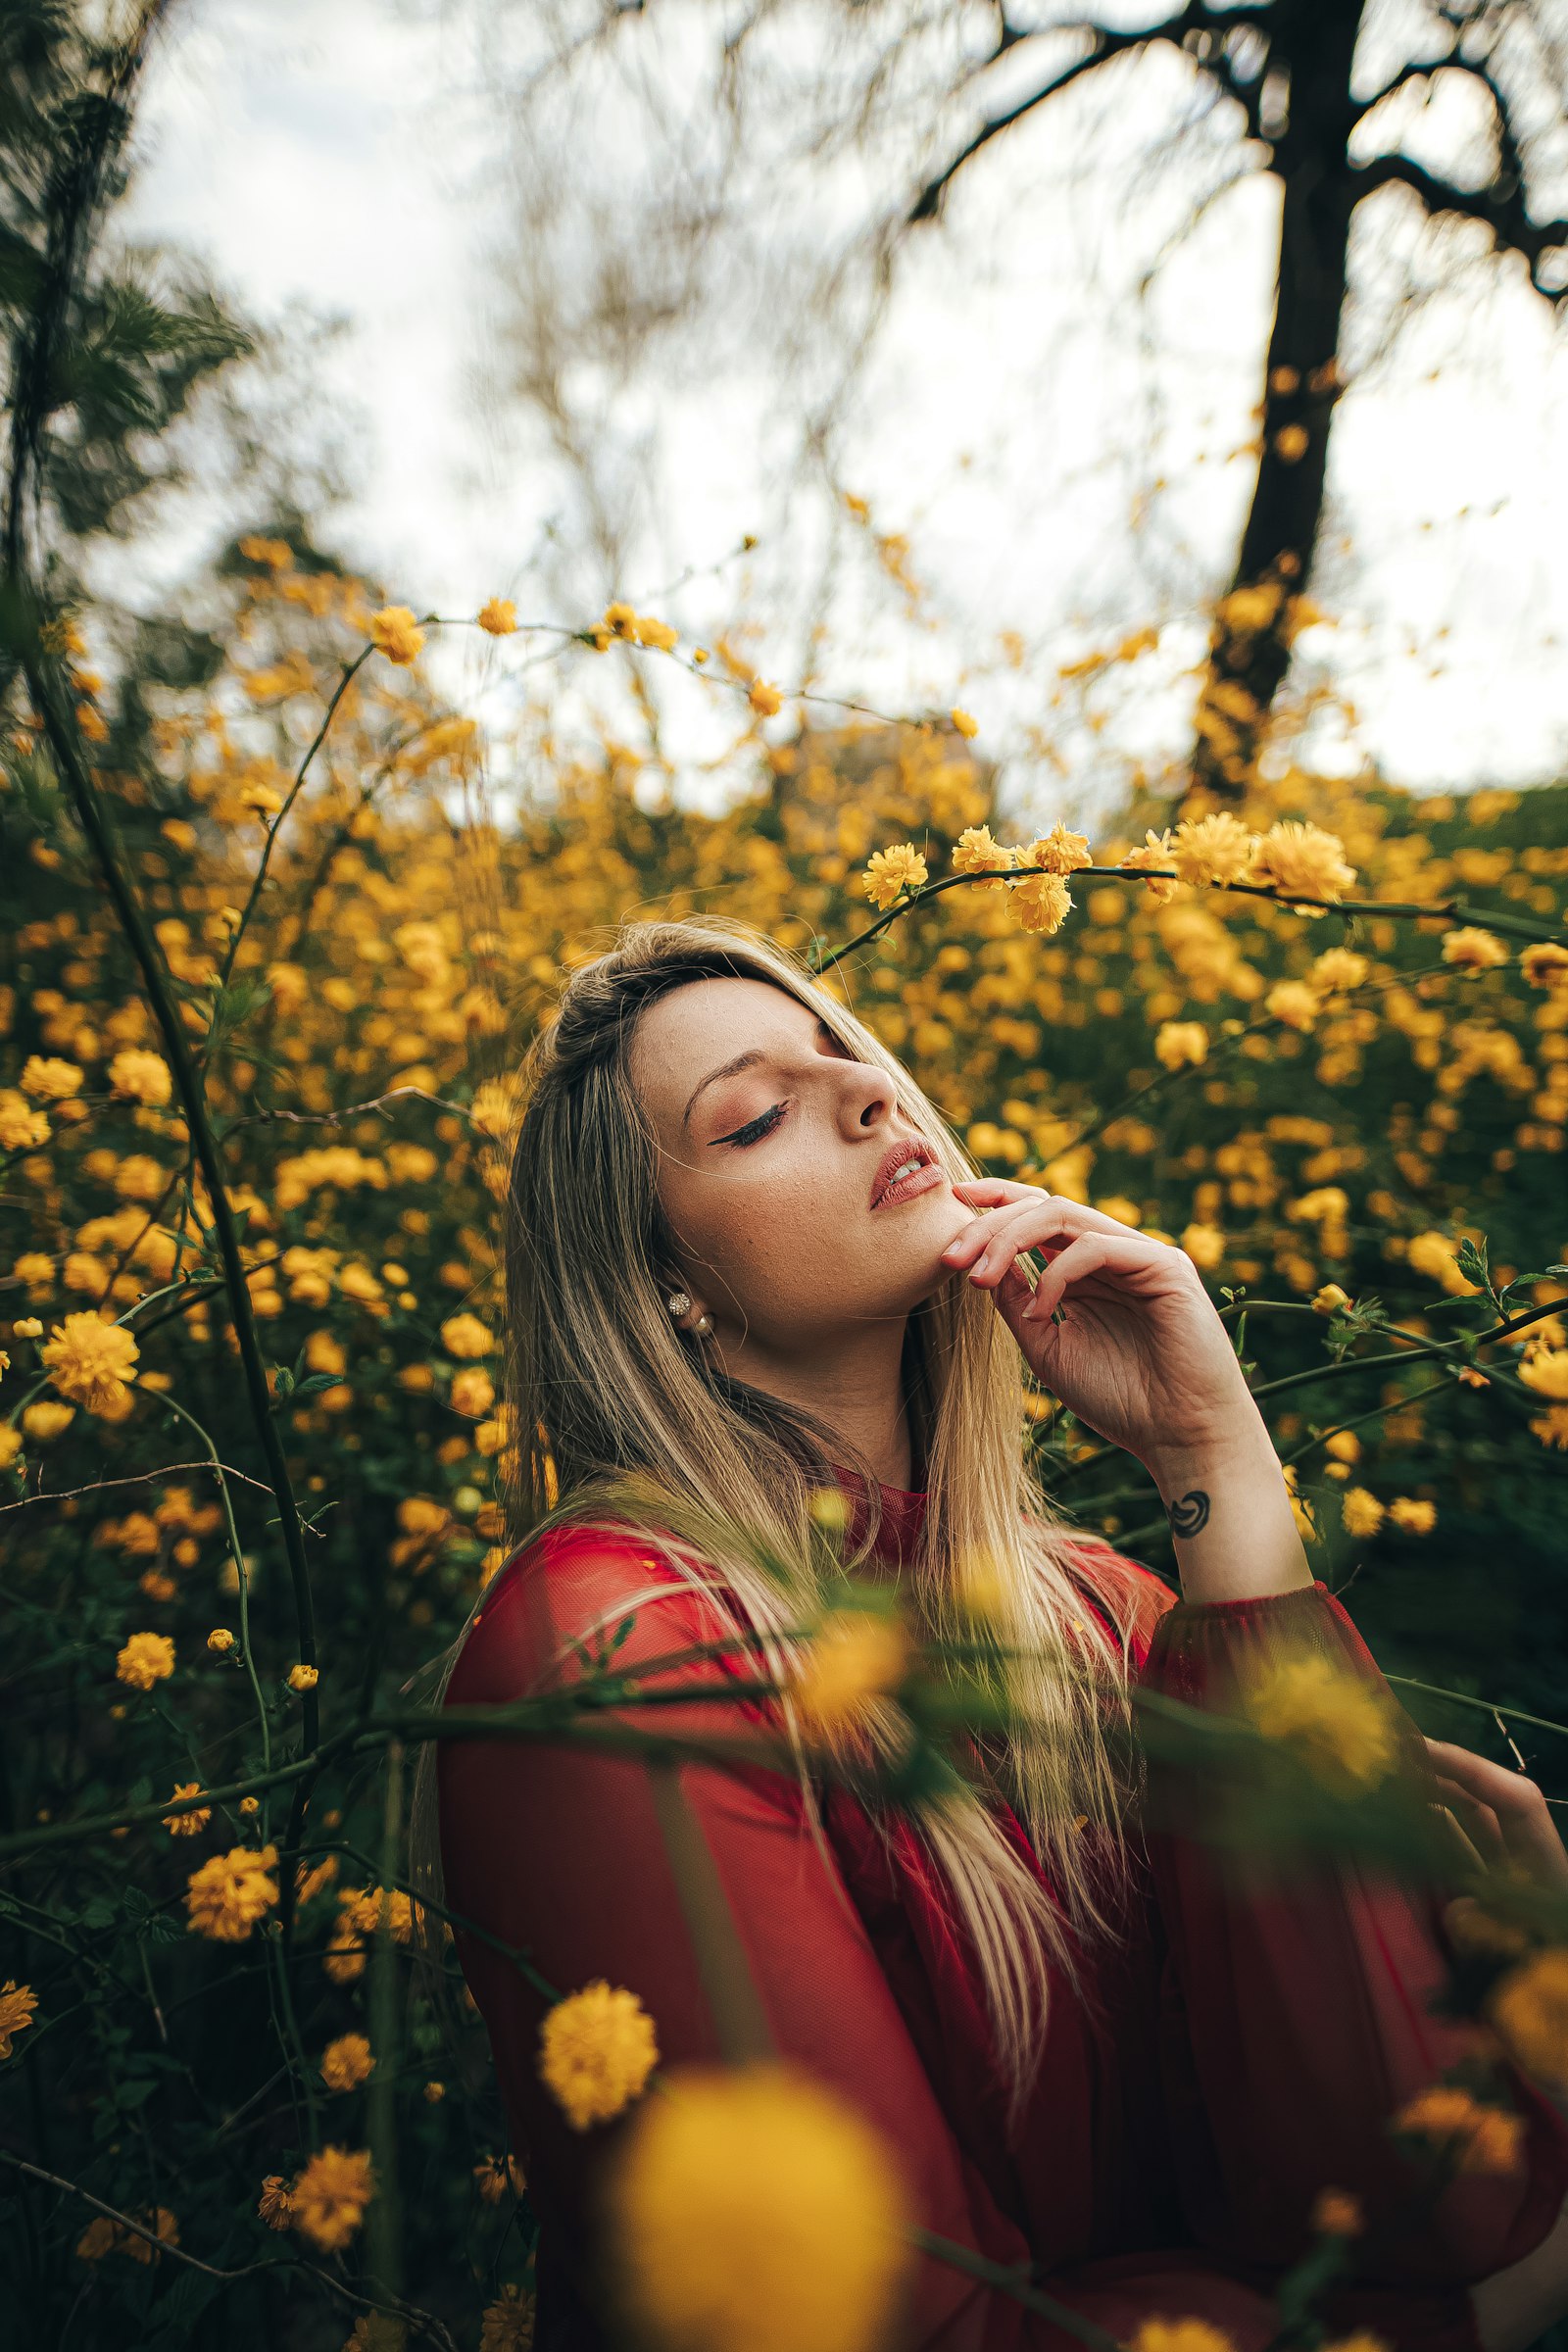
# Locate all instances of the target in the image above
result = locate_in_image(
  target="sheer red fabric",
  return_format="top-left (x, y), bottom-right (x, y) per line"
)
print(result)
top-left (436, 1471), bottom-right (1568, 2351)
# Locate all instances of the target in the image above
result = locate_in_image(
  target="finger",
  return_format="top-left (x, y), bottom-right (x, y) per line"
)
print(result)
top-left (1423, 1740), bottom-right (1554, 1821)
top-left (1020, 1232), bottom-right (1162, 1321)
top-left (953, 1199), bottom-right (1085, 1282)
top-left (1429, 1777), bottom-right (1505, 1853)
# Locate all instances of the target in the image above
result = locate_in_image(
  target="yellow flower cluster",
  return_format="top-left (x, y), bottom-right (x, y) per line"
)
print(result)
top-left (184, 1843), bottom-right (279, 1941)
top-left (537, 1979), bottom-right (661, 2131)
top-left (1241, 1649), bottom-right (1401, 1794)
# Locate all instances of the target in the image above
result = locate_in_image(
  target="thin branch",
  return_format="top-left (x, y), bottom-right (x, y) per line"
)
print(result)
top-left (1351, 150), bottom-right (1568, 296)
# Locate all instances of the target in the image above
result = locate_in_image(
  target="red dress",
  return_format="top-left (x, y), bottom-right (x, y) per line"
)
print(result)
top-left (437, 1469), bottom-right (1568, 2350)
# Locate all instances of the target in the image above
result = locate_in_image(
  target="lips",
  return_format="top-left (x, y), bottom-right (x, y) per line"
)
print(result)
top-left (870, 1135), bottom-right (937, 1210)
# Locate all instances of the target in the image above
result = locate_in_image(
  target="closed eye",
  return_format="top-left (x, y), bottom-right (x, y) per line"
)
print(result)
top-left (710, 1101), bottom-right (785, 1148)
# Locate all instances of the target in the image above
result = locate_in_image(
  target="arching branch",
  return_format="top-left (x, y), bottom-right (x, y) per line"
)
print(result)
top-left (1352, 149), bottom-right (1568, 296)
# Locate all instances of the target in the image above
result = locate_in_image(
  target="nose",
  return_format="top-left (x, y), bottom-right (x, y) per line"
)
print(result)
top-left (832, 1062), bottom-right (893, 1143)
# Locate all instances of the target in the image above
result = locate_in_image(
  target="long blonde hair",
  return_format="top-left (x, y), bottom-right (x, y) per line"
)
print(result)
top-left (408, 915), bottom-right (1156, 2128)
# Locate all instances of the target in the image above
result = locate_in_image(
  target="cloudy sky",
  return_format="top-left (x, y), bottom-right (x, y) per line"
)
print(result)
top-left (118, 0), bottom-right (1568, 813)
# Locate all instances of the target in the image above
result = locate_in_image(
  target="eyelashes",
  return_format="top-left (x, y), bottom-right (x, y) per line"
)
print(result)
top-left (717, 1102), bottom-right (788, 1148)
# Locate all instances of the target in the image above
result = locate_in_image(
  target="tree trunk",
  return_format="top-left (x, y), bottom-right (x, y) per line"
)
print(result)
top-left (1189, 0), bottom-right (1365, 803)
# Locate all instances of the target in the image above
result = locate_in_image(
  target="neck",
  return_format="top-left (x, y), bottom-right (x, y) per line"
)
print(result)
top-left (716, 1314), bottom-right (916, 1491)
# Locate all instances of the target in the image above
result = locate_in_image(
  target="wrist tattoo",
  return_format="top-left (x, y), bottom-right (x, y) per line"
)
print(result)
top-left (1166, 1489), bottom-right (1211, 1539)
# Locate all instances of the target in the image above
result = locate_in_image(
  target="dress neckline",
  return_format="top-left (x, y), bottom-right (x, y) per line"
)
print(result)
top-left (824, 1459), bottom-right (928, 1567)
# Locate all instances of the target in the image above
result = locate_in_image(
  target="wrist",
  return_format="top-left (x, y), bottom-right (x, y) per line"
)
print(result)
top-left (1142, 1417), bottom-right (1279, 1505)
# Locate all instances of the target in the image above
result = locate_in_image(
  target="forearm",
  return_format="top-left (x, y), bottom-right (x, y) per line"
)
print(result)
top-left (1144, 1417), bottom-right (1312, 1607)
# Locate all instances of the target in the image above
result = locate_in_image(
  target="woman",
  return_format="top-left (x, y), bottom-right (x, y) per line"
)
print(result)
top-left (418, 916), bottom-right (1568, 2352)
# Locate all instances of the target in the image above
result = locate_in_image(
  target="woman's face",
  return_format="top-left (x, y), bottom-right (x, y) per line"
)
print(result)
top-left (629, 975), bottom-right (978, 1359)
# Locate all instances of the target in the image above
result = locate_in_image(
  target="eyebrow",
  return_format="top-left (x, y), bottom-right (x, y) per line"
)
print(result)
top-left (682, 1051), bottom-right (763, 1135)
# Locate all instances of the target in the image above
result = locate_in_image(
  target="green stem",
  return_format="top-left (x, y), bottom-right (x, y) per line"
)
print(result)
top-left (365, 1740), bottom-right (405, 2306)
top-left (1250, 1296), bottom-right (1562, 1402)
top-left (158, 1390), bottom-right (272, 1818)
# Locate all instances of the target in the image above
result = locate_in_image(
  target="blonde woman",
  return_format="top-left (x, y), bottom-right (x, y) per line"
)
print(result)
top-left (416, 917), bottom-right (1568, 2352)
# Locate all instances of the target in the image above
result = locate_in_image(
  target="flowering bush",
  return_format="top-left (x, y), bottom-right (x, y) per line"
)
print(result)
top-left (3, 538), bottom-right (1568, 2346)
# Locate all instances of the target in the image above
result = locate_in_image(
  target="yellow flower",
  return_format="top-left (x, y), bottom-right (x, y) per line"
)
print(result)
top-left (1389, 1496), bottom-right (1437, 1535)
top-left (341, 2314), bottom-right (408, 2352)
top-left (1021, 823), bottom-right (1092, 877)
top-left (368, 606), bottom-right (425, 664)
top-left (1118, 828), bottom-right (1179, 904)
top-left (748, 678), bottom-right (783, 717)
top-left (1520, 941), bottom-right (1568, 990)
top-left (324, 1924), bottom-right (368, 1984)
top-left (1407, 1230), bottom-right (1476, 1297)
top-left (950, 707), bottom-right (978, 738)
top-left (287, 1662), bottom-right (319, 1692)
top-left (21, 1054), bottom-right (83, 1101)
top-left (633, 612), bottom-right (678, 651)
top-left (1531, 1405), bottom-right (1568, 1450)
top-left (0, 1091), bottom-right (51, 1150)
top-left (207, 1627), bottom-right (235, 1653)
top-left (477, 598), bottom-right (517, 635)
top-left (289, 2144), bottom-right (375, 2250)
top-left (1442, 926), bottom-right (1508, 972)
top-left (1487, 1948), bottom-right (1568, 2089)
top-left (1011, 870), bottom-right (1073, 936)
top-left (185, 1843), bottom-right (279, 1941)
top-left (470, 1077), bottom-right (522, 1143)
top-left (1266, 980), bottom-right (1320, 1032)
top-left (1250, 820), bottom-right (1355, 904)
top-left (1310, 2186), bottom-right (1365, 2238)
top-left (860, 843), bottom-right (928, 911)
top-left (1154, 1021), bottom-right (1208, 1070)
top-left (40, 1310), bottom-right (138, 1414)
top-left (538, 1980), bottom-right (660, 2131)
top-left (1393, 2085), bottom-right (1524, 2175)
top-left (0, 1979), bottom-right (39, 2059)
top-left (479, 2283), bottom-right (537, 2352)
top-left (164, 1783), bottom-right (211, 1836)
top-left (116, 1631), bottom-right (174, 1690)
top-left (1171, 811), bottom-right (1255, 887)
top-left (258, 2175), bottom-right (294, 2231)
top-left (450, 1366), bottom-right (496, 1418)
top-left (398, 1494), bottom-right (451, 1536)
top-left (790, 1605), bottom-right (910, 1742)
top-left (1128, 2325), bottom-right (1240, 2352)
top-left (604, 2060), bottom-right (913, 2352)
top-left (1181, 1222), bottom-right (1225, 1270)
top-left (1340, 1487), bottom-right (1386, 1540)
top-left (107, 1048), bottom-right (172, 1106)
top-left (23, 1398), bottom-right (74, 1441)
top-left (1312, 1284), bottom-right (1350, 1316)
top-left (1519, 1348), bottom-right (1568, 1401)
top-left (1242, 1648), bottom-right (1400, 1794)
top-left (473, 2153), bottom-right (527, 2204)
top-left (1310, 947), bottom-right (1369, 995)
top-left (320, 2033), bottom-right (374, 2092)
top-left (440, 1312), bottom-right (496, 1359)
top-left (951, 825), bottom-right (1011, 887)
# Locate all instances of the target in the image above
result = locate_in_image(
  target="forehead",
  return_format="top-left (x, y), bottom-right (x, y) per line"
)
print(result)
top-left (629, 976), bottom-right (819, 1127)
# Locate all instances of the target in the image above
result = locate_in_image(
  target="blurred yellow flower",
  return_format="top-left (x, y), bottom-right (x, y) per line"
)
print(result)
top-left (1488, 1948), bottom-right (1568, 2089)
top-left (861, 843), bottom-right (928, 911)
top-left (748, 678), bottom-right (783, 717)
top-left (21, 1054), bottom-right (82, 1101)
top-left (473, 2152), bottom-right (527, 2204)
top-left (479, 2283), bottom-right (536, 2352)
top-left (289, 2144), bottom-right (374, 2250)
top-left (1250, 820), bottom-right (1355, 904)
top-left (13, 1317), bottom-right (41, 1339)
top-left (950, 707), bottom-right (979, 738)
top-left (440, 1312), bottom-right (496, 1359)
top-left (538, 1979), bottom-right (660, 2131)
top-left (1119, 828), bottom-right (1179, 903)
top-left (1266, 980), bottom-right (1319, 1032)
top-left (790, 1605), bottom-right (909, 1742)
top-left (1309, 947), bottom-right (1369, 994)
top-left (1243, 1648), bottom-right (1399, 1794)
top-left (1128, 2324), bottom-right (1240, 2352)
top-left (1389, 1496), bottom-right (1437, 1534)
top-left (0, 1092), bottom-right (51, 1150)
top-left (1442, 927), bottom-right (1508, 972)
top-left (368, 606), bottom-right (424, 664)
top-left (1393, 2085), bottom-right (1524, 2175)
top-left (1519, 1347), bottom-right (1568, 1401)
top-left (1520, 941), bottom-right (1568, 990)
top-left (1341, 1488), bottom-right (1386, 1540)
top-left (185, 1844), bottom-right (279, 1941)
top-left (1310, 2186), bottom-right (1365, 2237)
top-left (257, 2175), bottom-right (293, 2231)
top-left (116, 1631), bottom-right (174, 1690)
top-left (477, 598), bottom-right (517, 635)
top-left (108, 1048), bottom-right (172, 1105)
top-left (320, 2033), bottom-right (373, 2092)
top-left (604, 2060), bottom-right (913, 2352)
top-left (1181, 1222), bottom-right (1225, 1270)
top-left (1155, 1021), bottom-right (1208, 1070)
top-left (451, 1367), bottom-right (496, 1418)
top-left (23, 1399), bottom-right (74, 1441)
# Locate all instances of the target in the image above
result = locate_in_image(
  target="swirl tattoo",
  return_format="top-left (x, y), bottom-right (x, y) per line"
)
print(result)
top-left (1166, 1490), bottom-right (1211, 1540)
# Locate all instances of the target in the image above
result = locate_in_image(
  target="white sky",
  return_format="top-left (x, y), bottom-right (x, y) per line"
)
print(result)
top-left (115, 0), bottom-right (1568, 815)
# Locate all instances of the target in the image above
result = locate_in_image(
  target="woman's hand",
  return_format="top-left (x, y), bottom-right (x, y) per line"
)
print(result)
top-left (942, 1182), bottom-right (1262, 1478)
top-left (1424, 1738), bottom-right (1568, 1894)
top-left (941, 1180), bottom-right (1312, 1603)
